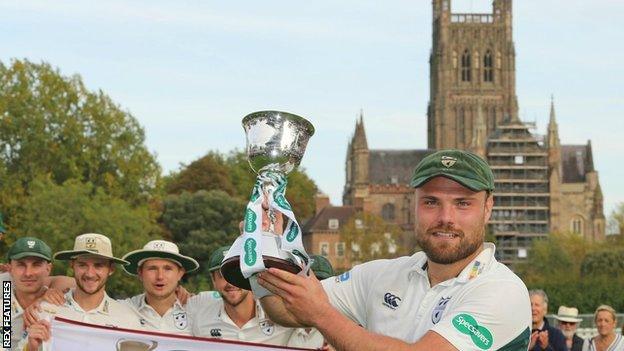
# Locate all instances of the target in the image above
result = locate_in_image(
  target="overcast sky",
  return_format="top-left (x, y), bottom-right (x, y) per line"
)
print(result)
top-left (1, 0), bottom-right (622, 218)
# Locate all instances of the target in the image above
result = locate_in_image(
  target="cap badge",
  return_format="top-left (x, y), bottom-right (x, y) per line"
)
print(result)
top-left (441, 156), bottom-right (457, 168)
top-left (153, 242), bottom-right (165, 250)
top-left (86, 237), bottom-right (97, 249)
top-left (27, 240), bottom-right (36, 248)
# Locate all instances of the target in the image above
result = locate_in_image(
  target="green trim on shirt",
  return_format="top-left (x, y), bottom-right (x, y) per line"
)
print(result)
top-left (498, 326), bottom-right (530, 351)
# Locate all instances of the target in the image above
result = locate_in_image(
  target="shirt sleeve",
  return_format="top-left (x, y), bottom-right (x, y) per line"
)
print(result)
top-left (430, 278), bottom-right (531, 351)
top-left (321, 259), bottom-right (388, 328)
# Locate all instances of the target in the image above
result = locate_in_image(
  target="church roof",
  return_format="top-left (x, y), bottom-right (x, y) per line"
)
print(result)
top-left (561, 144), bottom-right (595, 183)
top-left (368, 149), bottom-right (434, 184)
top-left (303, 206), bottom-right (356, 234)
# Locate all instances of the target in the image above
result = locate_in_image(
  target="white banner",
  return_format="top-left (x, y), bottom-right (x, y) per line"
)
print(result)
top-left (50, 317), bottom-right (313, 351)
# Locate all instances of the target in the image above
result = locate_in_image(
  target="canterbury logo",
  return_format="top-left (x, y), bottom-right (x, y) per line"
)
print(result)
top-left (383, 292), bottom-right (402, 309)
top-left (210, 328), bottom-right (222, 337)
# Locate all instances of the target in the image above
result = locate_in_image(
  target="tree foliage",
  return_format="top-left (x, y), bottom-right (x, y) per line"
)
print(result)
top-left (161, 190), bottom-right (246, 291)
top-left (339, 212), bottom-right (407, 265)
top-left (165, 150), bottom-right (318, 222)
top-left (10, 179), bottom-right (162, 298)
top-left (0, 59), bottom-right (161, 206)
top-left (515, 232), bottom-right (624, 313)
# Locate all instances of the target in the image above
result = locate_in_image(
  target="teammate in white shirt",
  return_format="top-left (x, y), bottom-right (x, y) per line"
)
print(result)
top-left (25, 233), bottom-right (142, 350)
top-left (189, 246), bottom-right (323, 348)
top-left (1, 237), bottom-right (74, 350)
top-left (257, 149), bottom-right (532, 351)
top-left (120, 240), bottom-right (199, 334)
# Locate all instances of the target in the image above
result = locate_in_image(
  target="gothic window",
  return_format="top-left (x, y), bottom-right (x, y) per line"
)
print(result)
top-left (457, 107), bottom-right (465, 144)
top-left (571, 217), bottom-right (584, 235)
top-left (484, 50), bottom-right (494, 82)
top-left (381, 203), bottom-right (395, 221)
top-left (461, 49), bottom-right (471, 82)
top-left (489, 107), bottom-right (496, 132)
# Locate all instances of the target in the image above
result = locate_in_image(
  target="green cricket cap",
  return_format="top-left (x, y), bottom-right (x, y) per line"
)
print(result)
top-left (208, 245), bottom-right (231, 272)
top-left (7, 237), bottom-right (52, 262)
top-left (310, 255), bottom-right (334, 280)
top-left (410, 149), bottom-right (495, 192)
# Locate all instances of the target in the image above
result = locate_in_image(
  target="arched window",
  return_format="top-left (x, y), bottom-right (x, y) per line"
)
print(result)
top-left (381, 203), bottom-right (395, 221)
top-left (457, 107), bottom-right (465, 144)
top-left (484, 50), bottom-right (494, 82)
top-left (571, 217), bottom-right (584, 235)
top-left (461, 49), bottom-right (471, 82)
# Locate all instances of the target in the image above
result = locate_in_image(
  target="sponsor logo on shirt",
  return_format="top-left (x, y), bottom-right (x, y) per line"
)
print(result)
top-left (139, 318), bottom-right (147, 326)
top-left (452, 313), bottom-right (493, 350)
top-left (173, 311), bottom-right (188, 330)
top-left (382, 292), bottom-right (401, 310)
top-left (210, 328), bottom-right (222, 337)
top-left (259, 320), bottom-right (275, 336)
top-left (431, 297), bottom-right (451, 324)
top-left (335, 271), bottom-right (350, 283)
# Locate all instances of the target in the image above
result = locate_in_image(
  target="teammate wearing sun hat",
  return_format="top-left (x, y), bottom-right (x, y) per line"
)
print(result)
top-left (121, 239), bottom-right (200, 334)
top-left (24, 233), bottom-right (143, 350)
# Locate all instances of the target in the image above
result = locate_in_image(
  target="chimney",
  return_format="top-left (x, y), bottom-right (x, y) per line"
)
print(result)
top-left (315, 193), bottom-right (331, 214)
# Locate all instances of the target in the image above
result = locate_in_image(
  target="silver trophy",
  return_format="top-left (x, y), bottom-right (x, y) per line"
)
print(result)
top-left (221, 111), bottom-right (314, 290)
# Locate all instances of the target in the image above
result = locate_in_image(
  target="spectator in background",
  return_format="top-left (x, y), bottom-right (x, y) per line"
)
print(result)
top-left (529, 289), bottom-right (567, 351)
top-left (582, 305), bottom-right (623, 351)
top-left (555, 306), bottom-right (584, 351)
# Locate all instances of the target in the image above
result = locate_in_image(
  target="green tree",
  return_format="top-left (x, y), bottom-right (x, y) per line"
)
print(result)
top-left (339, 212), bottom-right (406, 265)
top-left (166, 150), bottom-right (318, 222)
top-left (11, 179), bottom-right (161, 298)
top-left (165, 152), bottom-right (235, 195)
top-left (516, 232), bottom-right (624, 313)
top-left (0, 59), bottom-right (161, 206)
top-left (161, 190), bottom-right (246, 291)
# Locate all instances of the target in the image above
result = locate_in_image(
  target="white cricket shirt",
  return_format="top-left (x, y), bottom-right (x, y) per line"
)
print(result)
top-left (322, 243), bottom-right (531, 350)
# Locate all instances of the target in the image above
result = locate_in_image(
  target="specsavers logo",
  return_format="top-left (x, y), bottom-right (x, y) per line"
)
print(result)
top-left (243, 238), bottom-right (257, 266)
top-left (285, 224), bottom-right (299, 242)
top-left (452, 313), bottom-right (493, 350)
top-left (244, 209), bottom-right (257, 232)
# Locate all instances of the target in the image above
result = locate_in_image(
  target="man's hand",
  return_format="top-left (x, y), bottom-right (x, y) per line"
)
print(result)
top-left (258, 268), bottom-right (332, 328)
top-left (27, 320), bottom-right (51, 350)
top-left (238, 198), bottom-right (285, 235)
top-left (24, 302), bottom-right (42, 328)
top-left (42, 288), bottom-right (66, 305)
top-left (537, 330), bottom-right (549, 348)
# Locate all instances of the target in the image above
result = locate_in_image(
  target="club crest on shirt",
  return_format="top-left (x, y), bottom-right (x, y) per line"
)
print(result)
top-left (431, 296), bottom-right (452, 324)
top-left (259, 320), bottom-right (275, 336)
top-left (173, 311), bottom-right (188, 330)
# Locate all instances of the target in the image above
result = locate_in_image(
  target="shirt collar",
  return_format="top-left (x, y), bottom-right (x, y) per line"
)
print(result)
top-left (408, 242), bottom-right (497, 284)
top-left (136, 293), bottom-right (184, 313)
top-left (65, 289), bottom-right (112, 315)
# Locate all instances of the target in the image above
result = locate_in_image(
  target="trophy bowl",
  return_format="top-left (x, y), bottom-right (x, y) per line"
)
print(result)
top-left (221, 233), bottom-right (304, 290)
top-left (242, 111), bottom-right (315, 174)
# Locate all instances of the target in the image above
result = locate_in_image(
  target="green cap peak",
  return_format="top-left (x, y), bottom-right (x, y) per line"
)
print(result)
top-left (7, 237), bottom-right (52, 262)
top-left (410, 149), bottom-right (494, 192)
top-left (310, 255), bottom-right (334, 280)
top-left (208, 245), bottom-right (231, 272)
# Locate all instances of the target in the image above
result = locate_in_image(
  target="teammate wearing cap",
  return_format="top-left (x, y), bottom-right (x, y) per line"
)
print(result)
top-left (258, 149), bottom-right (532, 351)
top-left (188, 246), bottom-right (323, 348)
top-left (24, 233), bottom-right (142, 350)
top-left (1, 237), bottom-right (74, 350)
top-left (120, 239), bottom-right (200, 334)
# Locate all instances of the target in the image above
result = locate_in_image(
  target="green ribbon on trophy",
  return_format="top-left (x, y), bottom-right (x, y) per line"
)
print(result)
top-left (240, 171), bottom-right (307, 280)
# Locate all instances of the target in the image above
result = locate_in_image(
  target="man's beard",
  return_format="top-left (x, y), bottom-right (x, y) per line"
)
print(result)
top-left (561, 330), bottom-right (575, 339)
top-left (415, 223), bottom-right (483, 264)
top-left (221, 289), bottom-right (249, 307)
